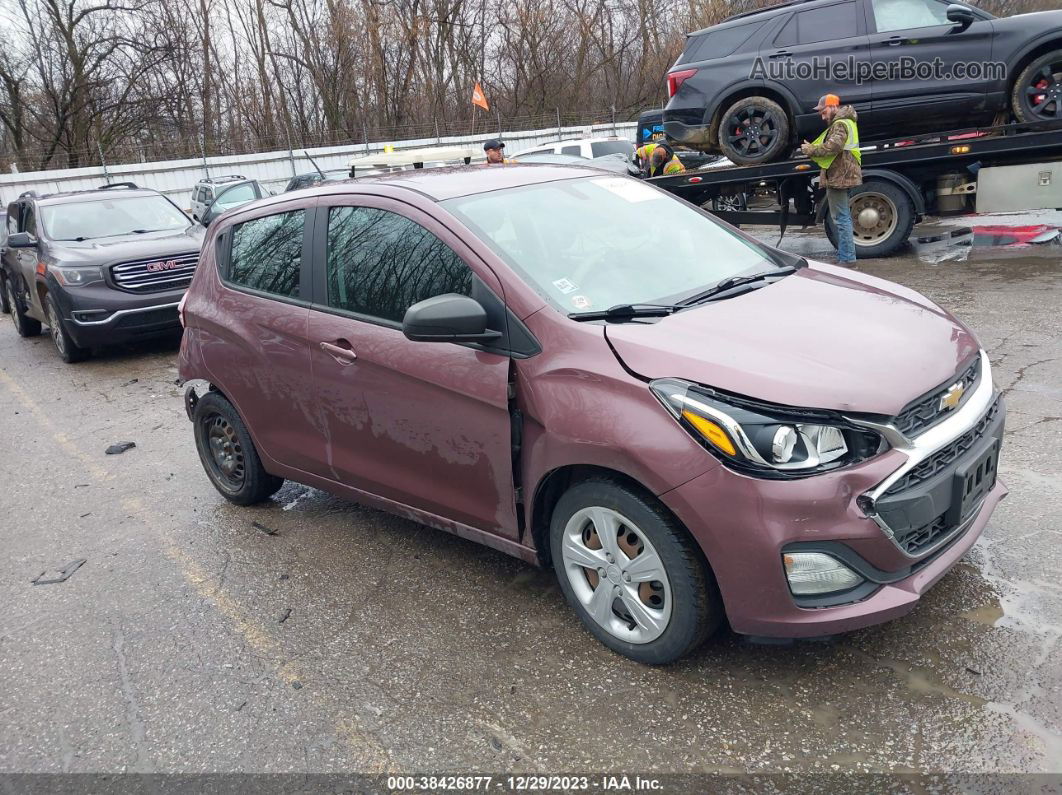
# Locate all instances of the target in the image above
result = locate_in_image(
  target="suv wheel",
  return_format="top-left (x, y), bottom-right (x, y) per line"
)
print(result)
top-left (6, 278), bottom-right (42, 338)
top-left (718, 96), bottom-right (791, 165)
top-left (0, 275), bottom-right (9, 315)
top-left (45, 293), bottom-right (90, 363)
top-left (1012, 50), bottom-right (1062, 123)
top-left (550, 479), bottom-right (722, 664)
top-left (193, 391), bottom-right (284, 505)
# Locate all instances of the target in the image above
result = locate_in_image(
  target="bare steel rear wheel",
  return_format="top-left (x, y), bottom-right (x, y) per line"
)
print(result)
top-left (825, 180), bottom-right (915, 259)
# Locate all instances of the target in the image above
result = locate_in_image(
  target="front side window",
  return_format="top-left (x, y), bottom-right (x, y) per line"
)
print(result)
top-left (871, 0), bottom-right (950, 32)
top-left (325, 206), bottom-right (473, 323)
top-left (22, 204), bottom-right (37, 236)
top-left (228, 210), bottom-right (304, 299)
top-left (561, 145), bottom-right (582, 156)
top-left (444, 176), bottom-right (782, 314)
top-left (40, 195), bottom-right (188, 241)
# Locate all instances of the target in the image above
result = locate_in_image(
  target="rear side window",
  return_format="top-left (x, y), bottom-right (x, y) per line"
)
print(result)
top-left (780, 3), bottom-right (859, 44)
top-left (561, 145), bottom-right (581, 156)
top-left (681, 23), bottom-right (759, 63)
top-left (325, 206), bottom-right (473, 324)
top-left (6, 205), bottom-right (16, 235)
top-left (227, 210), bottom-right (304, 299)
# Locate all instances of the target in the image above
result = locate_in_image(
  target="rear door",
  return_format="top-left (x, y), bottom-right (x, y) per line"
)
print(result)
top-left (306, 196), bottom-right (519, 538)
top-left (206, 203), bottom-right (324, 474)
top-left (764, 1), bottom-right (872, 141)
top-left (863, 0), bottom-right (997, 135)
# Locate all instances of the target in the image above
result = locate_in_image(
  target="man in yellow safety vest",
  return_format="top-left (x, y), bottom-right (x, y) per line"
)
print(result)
top-left (800, 93), bottom-right (862, 265)
top-left (635, 140), bottom-right (685, 178)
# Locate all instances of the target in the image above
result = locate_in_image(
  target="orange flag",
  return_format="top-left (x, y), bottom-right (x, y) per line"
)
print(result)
top-left (472, 82), bottom-right (490, 111)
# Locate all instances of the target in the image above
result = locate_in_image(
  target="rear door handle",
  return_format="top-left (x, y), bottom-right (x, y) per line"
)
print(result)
top-left (886, 36), bottom-right (903, 46)
top-left (320, 340), bottom-right (357, 364)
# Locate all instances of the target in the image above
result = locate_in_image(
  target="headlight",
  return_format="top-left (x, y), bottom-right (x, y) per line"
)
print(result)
top-left (650, 378), bottom-right (884, 478)
top-left (50, 265), bottom-right (103, 287)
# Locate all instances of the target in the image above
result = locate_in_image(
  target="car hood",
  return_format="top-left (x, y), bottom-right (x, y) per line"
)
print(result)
top-left (47, 226), bottom-right (204, 265)
top-left (604, 263), bottom-right (980, 416)
top-left (994, 9), bottom-right (1062, 28)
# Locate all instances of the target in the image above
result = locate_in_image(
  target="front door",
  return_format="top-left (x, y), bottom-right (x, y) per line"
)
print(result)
top-left (863, 0), bottom-right (997, 136)
top-left (307, 197), bottom-right (518, 538)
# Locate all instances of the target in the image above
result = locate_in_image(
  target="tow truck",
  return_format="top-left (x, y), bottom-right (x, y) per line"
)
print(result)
top-left (649, 120), bottom-right (1062, 258)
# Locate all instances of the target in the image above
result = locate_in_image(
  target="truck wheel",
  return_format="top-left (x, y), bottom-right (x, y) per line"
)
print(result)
top-left (717, 97), bottom-right (791, 166)
top-left (825, 180), bottom-right (915, 259)
top-left (550, 478), bottom-right (722, 664)
top-left (45, 293), bottom-right (90, 363)
top-left (6, 277), bottom-right (42, 338)
top-left (1012, 50), bottom-right (1062, 123)
top-left (193, 391), bottom-right (284, 505)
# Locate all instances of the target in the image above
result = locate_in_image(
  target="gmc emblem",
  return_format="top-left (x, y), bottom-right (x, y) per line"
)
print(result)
top-left (146, 259), bottom-right (181, 272)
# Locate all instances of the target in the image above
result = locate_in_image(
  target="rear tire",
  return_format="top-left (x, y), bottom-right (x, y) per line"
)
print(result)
top-left (193, 391), bottom-right (284, 505)
top-left (6, 277), bottom-right (42, 338)
top-left (824, 180), bottom-right (915, 259)
top-left (550, 478), bottom-right (722, 664)
top-left (1012, 50), bottom-right (1062, 123)
top-left (45, 293), bottom-right (90, 363)
top-left (717, 96), bottom-right (791, 165)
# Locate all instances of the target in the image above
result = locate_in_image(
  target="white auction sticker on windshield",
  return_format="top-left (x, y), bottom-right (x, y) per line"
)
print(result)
top-left (552, 278), bottom-right (578, 294)
top-left (571, 295), bottom-right (592, 310)
top-left (592, 177), bottom-right (664, 203)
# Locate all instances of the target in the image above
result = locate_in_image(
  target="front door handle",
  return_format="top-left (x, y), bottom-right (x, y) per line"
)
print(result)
top-left (886, 36), bottom-right (903, 46)
top-left (769, 50), bottom-right (793, 58)
top-left (320, 340), bottom-right (357, 364)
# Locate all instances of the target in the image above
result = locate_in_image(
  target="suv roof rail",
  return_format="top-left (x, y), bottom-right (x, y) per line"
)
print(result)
top-left (98, 181), bottom-right (140, 190)
top-left (19, 190), bottom-right (38, 199)
top-left (727, 0), bottom-right (817, 22)
top-left (200, 174), bottom-right (246, 184)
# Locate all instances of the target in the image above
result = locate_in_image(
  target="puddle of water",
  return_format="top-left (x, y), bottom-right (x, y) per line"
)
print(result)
top-left (961, 602), bottom-right (1005, 627)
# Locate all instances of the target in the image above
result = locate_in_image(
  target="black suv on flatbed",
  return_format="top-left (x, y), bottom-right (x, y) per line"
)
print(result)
top-left (2, 183), bottom-right (204, 362)
top-left (664, 0), bottom-right (1062, 164)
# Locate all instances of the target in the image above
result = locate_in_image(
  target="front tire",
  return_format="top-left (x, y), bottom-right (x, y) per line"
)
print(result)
top-left (550, 478), bottom-right (722, 664)
top-left (825, 180), bottom-right (915, 259)
top-left (1012, 50), bottom-right (1062, 123)
top-left (6, 277), bottom-right (42, 338)
top-left (45, 293), bottom-right (90, 363)
top-left (717, 96), bottom-right (791, 165)
top-left (193, 391), bottom-right (284, 505)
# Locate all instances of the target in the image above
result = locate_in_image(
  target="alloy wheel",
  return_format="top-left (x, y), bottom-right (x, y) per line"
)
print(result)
top-left (1025, 62), bottom-right (1062, 121)
top-left (725, 107), bottom-right (781, 159)
top-left (7, 281), bottom-right (20, 333)
top-left (560, 506), bottom-right (673, 644)
top-left (204, 413), bottom-right (246, 490)
top-left (47, 300), bottom-right (67, 356)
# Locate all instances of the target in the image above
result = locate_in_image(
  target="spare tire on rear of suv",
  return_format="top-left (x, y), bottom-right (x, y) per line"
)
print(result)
top-left (717, 96), bottom-right (791, 165)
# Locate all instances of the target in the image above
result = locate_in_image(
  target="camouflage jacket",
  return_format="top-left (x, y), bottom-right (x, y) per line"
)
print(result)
top-left (805, 106), bottom-right (863, 190)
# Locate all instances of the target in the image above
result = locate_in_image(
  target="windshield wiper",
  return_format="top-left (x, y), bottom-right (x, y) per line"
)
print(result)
top-left (569, 303), bottom-right (680, 322)
top-left (679, 266), bottom-right (796, 306)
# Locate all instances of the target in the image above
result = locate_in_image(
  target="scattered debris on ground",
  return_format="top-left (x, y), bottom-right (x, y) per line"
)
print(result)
top-left (32, 559), bottom-right (86, 585)
top-left (105, 442), bottom-right (136, 455)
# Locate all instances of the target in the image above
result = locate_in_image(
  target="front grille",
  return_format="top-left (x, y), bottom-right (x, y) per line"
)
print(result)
top-left (898, 513), bottom-right (950, 556)
top-left (893, 357), bottom-right (981, 437)
top-left (110, 252), bottom-right (198, 293)
top-left (885, 397), bottom-right (1001, 496)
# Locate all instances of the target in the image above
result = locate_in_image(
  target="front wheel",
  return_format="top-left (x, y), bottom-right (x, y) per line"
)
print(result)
top-left (1012, 50), bottom-right (1062, 123)
top-left (717, 96), bottom-right (791, 165)
top-left (825, 180), bottom-right (915, 259)
top-left (193, 391), bottom-right (284, 505)
top-left (550, 479), bottom-right (722, 664)
top-left (6, 277), bottom-right (42, 338)
top-left (45, 293), bottom-right (90, 363)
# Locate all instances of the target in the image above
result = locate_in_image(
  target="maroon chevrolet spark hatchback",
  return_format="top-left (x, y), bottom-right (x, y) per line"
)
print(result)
top-left (178, 165), bottom-right (1006, 664)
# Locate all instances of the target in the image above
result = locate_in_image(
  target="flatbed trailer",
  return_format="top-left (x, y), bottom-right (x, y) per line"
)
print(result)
top-left (649, 121), bottom-right (1062, 258)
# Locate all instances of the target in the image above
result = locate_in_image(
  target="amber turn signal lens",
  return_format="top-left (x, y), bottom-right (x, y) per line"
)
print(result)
top-left (681, 410), bottom-right (737, 456)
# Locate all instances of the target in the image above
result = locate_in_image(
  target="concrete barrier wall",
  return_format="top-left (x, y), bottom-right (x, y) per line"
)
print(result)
top-left (0, 122), bottom-right (637, 210)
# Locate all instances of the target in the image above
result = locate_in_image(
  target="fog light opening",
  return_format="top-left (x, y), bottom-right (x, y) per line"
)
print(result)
top-left (783, 552), bottom-right (864, 596)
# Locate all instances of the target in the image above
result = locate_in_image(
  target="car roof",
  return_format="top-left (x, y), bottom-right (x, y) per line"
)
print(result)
top-left (34, 188), bottom-right (165, 205)
top-left (311, 163), bottom-right (609, 202)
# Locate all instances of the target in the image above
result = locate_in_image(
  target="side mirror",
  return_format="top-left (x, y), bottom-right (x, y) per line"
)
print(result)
top-left (402, 293), bottom-right (502, 343)
top-left (7, 231), bottom-right (38, 248)
top-left (946, 4), bottom-right (974, 30)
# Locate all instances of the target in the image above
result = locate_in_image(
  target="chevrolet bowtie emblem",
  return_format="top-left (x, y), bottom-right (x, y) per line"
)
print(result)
top-left (939, 382), bottom-right (965, 411)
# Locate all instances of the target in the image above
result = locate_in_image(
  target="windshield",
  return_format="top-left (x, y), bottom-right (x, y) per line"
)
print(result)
top-left (591, 141), bottom-right (635, 158)
top-left (41, 195), bottom-right (189, 241)
top-left (443, 176), bottom-right (781, 313)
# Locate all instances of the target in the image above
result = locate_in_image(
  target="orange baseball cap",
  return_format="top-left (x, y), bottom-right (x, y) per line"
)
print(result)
top-left (814, 94), bottom-right (841, 111)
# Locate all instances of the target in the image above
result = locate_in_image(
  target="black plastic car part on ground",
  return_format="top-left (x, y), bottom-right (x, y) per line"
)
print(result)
top-left (664, 0), bottom-right (1062, 165)
top-left (1, 183), bottom-right (204, 363)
